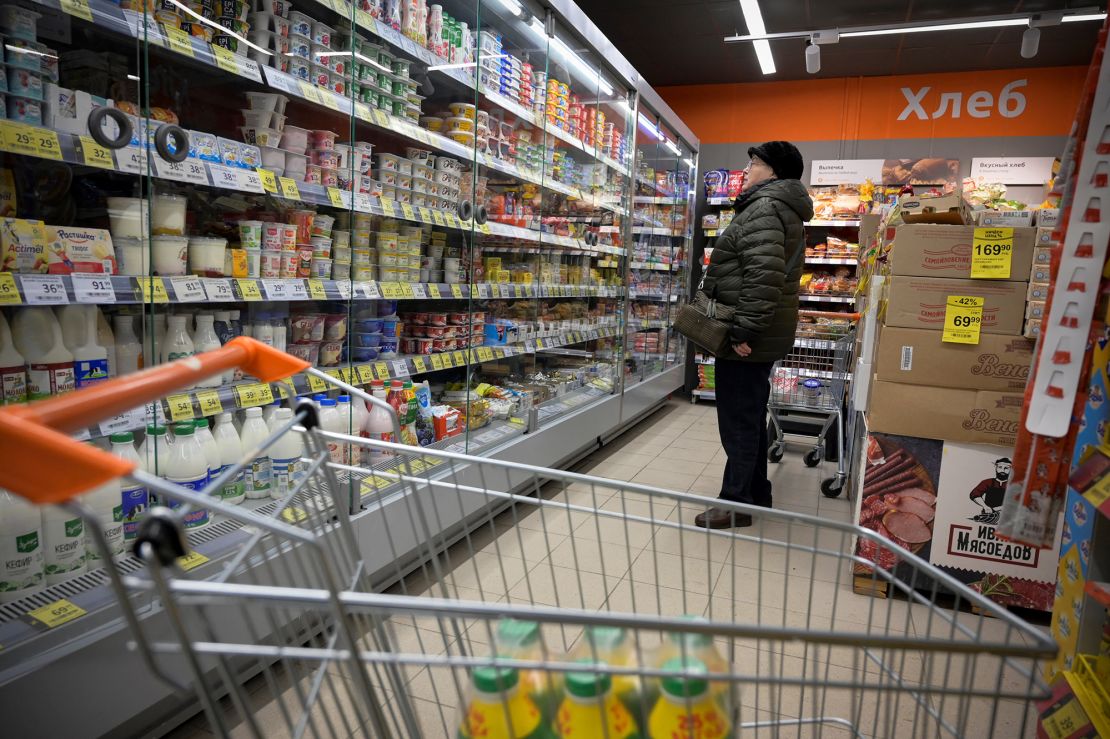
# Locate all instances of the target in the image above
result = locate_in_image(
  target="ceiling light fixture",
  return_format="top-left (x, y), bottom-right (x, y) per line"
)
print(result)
top-left (805, 42), bottom-right (820, 74)
top-left (738, 0), bottom-right (775, 74)
top-left (1021, 25), bottom-right (1042, 58)
top-left (724, 7), bottom-right (1105, 48)
top-left (427, 54), bottom-right (507, 72)
top-left (495, 0), bottom-right (523, 17)
top-left (664, 139), bottom-right (682, 156)
top-left (525, 17), bottom-right (614, 95)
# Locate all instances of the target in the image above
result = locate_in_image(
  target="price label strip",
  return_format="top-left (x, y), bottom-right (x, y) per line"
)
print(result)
top-left (21, 275), bottom-right (68, 305)
top-left (72, 274), bottom-right (115, 303)
top-left (166, 393), bottom-right (195, 422)
top-left (27, 599), bottom-right (87, 629)
top-left (235, 383), bottom-right (275, 407)
top-left (236, 279), bottom-right (263, 301)
top-left (257, 168), bottom-right (278, 193)
top-left (0, 272), bottom-right (21, 304)
top-left (0, 122), bottom-right (63, 160)
top-left (170, 276), bottom-right (205, 302)
top-left (203, 278), bottom-right (236, 301)
top-left (78, 135), bottom-right (115, 169)
top-left (195, 389), bottom-right (223, 417)
top-left (970, 227), bottom-right (1015, 279)
top-left (60, 0), bottom-right (93, 21)
top-left (279, 176), bottom-right (301, 200)
top-left (942, 295), bottom-right (984, 345)
top-left (307, 279), bottom-right (327, 300)
top-left (137, 277), bottom-right (169, 303)
top-left (177, 551), bottom-right (210, 571)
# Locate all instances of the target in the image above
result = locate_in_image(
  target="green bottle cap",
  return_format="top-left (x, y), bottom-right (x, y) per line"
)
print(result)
top-left (146, 424), bottom-right (167, 436)
top-left (564, 662), bottom-right (611, 699)
top-left (497, 619), bottom-right (540, 648)
top-left (110, 431), bottom-right (134, 443)
top-left (471, 665), bottom-right (519, 694)
top-left (173, 423), bottom-right (195, 436)
top-left (660, 657), bottom-right (709, 699)
top-left (584, 625), bottom-right (626, 651)
top-left (667, 615), bottom-right (713, 649)
top-left (194, 418), bottom-right (209, 429)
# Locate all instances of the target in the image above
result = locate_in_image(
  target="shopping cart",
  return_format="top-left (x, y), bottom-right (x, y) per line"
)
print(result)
top-left (0, 338), bottom-right (1056, 739)
top-left (768, 311), bottom-right (859, 499)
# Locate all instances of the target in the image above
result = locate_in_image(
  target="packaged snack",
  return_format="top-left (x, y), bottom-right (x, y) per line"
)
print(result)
top-left (319, 340), bottom-right (343, 366)
top-left (323, 313), bottom-right (347, 340)
top-left (45, 226), bottom-right (116, 274)
top-left (1, 217), bottom-right (47, 273)
top-left (189, 131), bottom-right (221, 162)
top-left (290, 313), bottom-right (325, 342)
top-left (432, 405), bottom-right (461, 440)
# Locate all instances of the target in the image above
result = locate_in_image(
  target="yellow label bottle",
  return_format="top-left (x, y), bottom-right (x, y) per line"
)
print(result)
top-left (654, 621), bottom-right (729, 698)
top-left (458, 665), bottom-right (557, 739)
top-left (554, 663), bottom-right (641, 738)
top-left (496, 619), bottom-right (561, 720)
top-left (649, 658), bottom-right (731, 739)
top-left (572, 625), bottom-right (648, 719)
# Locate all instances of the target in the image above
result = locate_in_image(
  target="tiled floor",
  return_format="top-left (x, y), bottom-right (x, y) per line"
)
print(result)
top-left (166, 398), bottom-right (1049, 738)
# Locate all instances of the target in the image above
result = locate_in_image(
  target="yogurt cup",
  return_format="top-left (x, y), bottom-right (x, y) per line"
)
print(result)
top-left (7, 94), bottom-right (40, 124)
top-left (113, 237), bottom-right (148, 276)
top-left (311, 214), bottom-right (335, 237)
top-left (310, 257), bottom-right (332, 278)
top-left (152, 235), bottom-right (189, 276)
top-left (312, 149), bottom-right (339, 168)
top-left (319, 167), bottom-right (338, 187)
top-left (0, 6), bottom-right (39, 42)
top-left (278, 250), bottom-right (299, 278)
top-left (311, 21), bottom-right (332, 46)
top-left (244, 247), bottom-right (261, 277)
top-left (106, 197), bottom-right (149, 239)
top-left (188, 236), bottom-right (228, 277)
top-left (288, 209), bottom-right (314, 242)
top-left (260, 144), bottom-right (285, 171)
top-left (280, 223), bottom-right (298, 250)
top-left (260, 249), bottom-right (283, 278)
top-left (288, 32), bottom-right (311, 59)
top-left (6, 67), bottom-right (40, 99)
top-left (303, 163), bottom-right (322, 184)
top-left (310, 63), bottom-right (330, 90)
top-left (287, 10), bottom-right (312, 37)
top-left (287, 55), bottom-right (311, 80)
top-left (152, 194), bottom-right (188, 236)
top-left (332, 230), bottom-right (350, 249)
top-left (260, 222), bottom-right (283, 249)
top-left (296, 244), bottom-right (313, 276)
top-left (311, 129), bottom-right (337, 151)
top-left (283, 151), bottom-right (309, 178)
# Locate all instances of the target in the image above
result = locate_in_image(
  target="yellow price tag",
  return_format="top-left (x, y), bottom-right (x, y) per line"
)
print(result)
top-left (453, 350), bottom-right (467, 367)
top-left (166, 393), bottom-right (194, 422)
top-left (327, 187), bottom-right (345, 208)
top-left (374, 362), bottom-right (390, 380)
top-left (1, 122), bottom-right (62, 160)
top-left (412, 356), bottom-right (428, 373)
top-left (971, 227), bottom-right (1015, 279)
top-left (0, 272), bottom-right (20, 304)
top-left (165, 27), bottom-right (195, 57)
top-left (443, 212), bottom-right (459, 229)
top-left (356, 365), bottom-right (375, 385)
top-left (138, 277), bottom-right (169, 303)
top-left (297, 81), bottom-right (323, 104)
top-left (430, 353), bottom-right (444, 370)
top-left (177, 551), bottom-right (210, 571)
top-left (427, 284), bottom-right (441, 299)
top-left (418, 206), bottom-right (433, 223)
top-left (78, 135), bottom-right (114, 169)
top-left (477, 222), bottom-right (492, 234)
top-left (1040, 700), bottom-right (1088, 739)
top-left (471, 284), bottom-right (480, 298)
top-left (942, 296), bottom-right (984, 345)
top-left (196, 389), bottom-right (223, 417)
top-left (400, 203), bottom-right (416, 221)
top-left (430, 210), bottom-right (446, 227)
top-left (281, 507), bottom-right (309, 523)
top-left (476, 347), bottom-right (494, 362)
top-left (307, 279), bottom-right (327, 300)
top-left (257, 168), bottom-right (278, 193)
top-left (306, 374), bottom-right (326, 393)
top-left (450, 284), bottom-right (464, 299)
top-left (423, 456), bottom-right (444, 467)
top-left (441, 352), bottom-right (455, 368)
top-left (400, 283), bottom-right (414, 299)
top-left (379, 282), bottom-right (404, 299)
top-left (27, 599), bottom-right (86, 629)
top-left (279, 177), bottom-right (301, 201)
top-left (379, 197), bottom-right (396, 217)
top-left (210, 44), bottom-right (239, 74)
top-left (371, 109), bottom-right (390, 127)
top-left (235, 383), bottom-right (275, 407)
top-left (59, 0), bottom-right (93, 21)
top-left (237, 279), bottom-right (263, 301)
top-left (320, 91), bottom-right (340, 111)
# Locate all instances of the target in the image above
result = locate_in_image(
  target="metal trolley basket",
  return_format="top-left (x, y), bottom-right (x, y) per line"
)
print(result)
top-left (768, 311), bottom-right (859, 499)
top-left (0, 338), bottom-right (1055, 738)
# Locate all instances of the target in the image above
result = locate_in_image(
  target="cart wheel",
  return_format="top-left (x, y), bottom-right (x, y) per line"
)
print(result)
top-left (821, 477), bottom-right (844, 498)
top-left (803, 449), bottom-right (822, 468)
top-left (768, 444), bottom-right (784, 463)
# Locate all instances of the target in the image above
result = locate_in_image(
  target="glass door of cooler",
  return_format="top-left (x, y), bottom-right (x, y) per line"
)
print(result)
top-left (655, 124), bottom-right (693, 374)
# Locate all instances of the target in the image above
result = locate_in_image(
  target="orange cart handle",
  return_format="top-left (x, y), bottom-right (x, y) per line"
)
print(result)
top-left (0, 337), bottom-right (310, 506)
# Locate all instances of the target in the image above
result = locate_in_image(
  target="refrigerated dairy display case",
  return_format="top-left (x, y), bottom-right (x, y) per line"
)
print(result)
top-left (0, 0), bottom-right (697, 733)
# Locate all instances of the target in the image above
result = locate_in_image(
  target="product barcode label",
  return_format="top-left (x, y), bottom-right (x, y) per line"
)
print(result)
top-left (170, 276), bottom-right (206, 302)
top-left (72, 274), bottom-right (116, 304)
top-left (203, 278), bottom-right (236, 301)
top-left (900, 345), bottom-right (913, 371)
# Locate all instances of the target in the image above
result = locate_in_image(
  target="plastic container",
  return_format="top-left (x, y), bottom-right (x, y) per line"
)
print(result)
top-left (244, 247), bottom-right (261, 277)
top-left (239, 220), bottom-right (264, 249)
top-left (212, 413), bottom-right (245, 505)
top-left (151, 235), bottom-right (188, 276)
top-left (188, 236), bottom-right (227, 277)
top-left (310, 257), bottom-right (332, 277)
top-left (7, 94), bottom-right (40, 124)
top-left (279, 124), bottom-right (310, 153)
top-left (244, 91), bottom-right (288, 114)
top-left (279, 250), bottom-right (299, 277)
top-left (310, 129), bottom-right (337, 151)
top-left (0, 6), bottom-right (39, 42)
top-left (240, 407), bottom-right (272, 499)
top-left (106, 197), bottom-right (149, 239)
top-left (288, 209), bottom-right (315, 242)
top-left (287, 10), bottom-right (312, 37)
top-left (163, 424), bottom-right (211, 529)
top-left (284, 150), bottom-right (309, 179)
top-left (260, 249), bottom-right (282, 278)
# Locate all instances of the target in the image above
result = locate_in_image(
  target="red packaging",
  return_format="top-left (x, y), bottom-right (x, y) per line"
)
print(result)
top-left (433, 406), bottom-right (462, 440)
top-left (727, 170), bottom-right (746, 198)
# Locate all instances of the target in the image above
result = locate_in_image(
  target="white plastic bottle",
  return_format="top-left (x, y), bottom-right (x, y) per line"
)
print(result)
top-left (194, 418), bottom-right (221, 490)
top-left (263, 399), bottom-right (282, 430)
top-left (42, 503), bottom-right (87, 584)
top-left (162, 314), bottom-right (195, 364)
top-left (56, 304), bottom-right (86, 354)
top-left (140, 424), bottom-right (170, 493)
top-left (239, 407), bottom-right (272, 499)
top-left (164, 423), bottom-right (210, 529)
top-left (109, 432), bottom-right (148, 541)
top-left (192, 314), bottom-right (226, 386)
top-left (365, 380), bottom-right (396, 464)
top-left (213, 310), bottom-right (233, 345)
top-left (252, 318), bottom-right (274, 347)
top-left (113, 314), bottom-right (143, 376)
top-left (336, 395), bottom-right (355, 465)
top-left (73, 306), bottom-right (110, 388)
top-left (0, 313), bottom-right (28, 405)
top-left (318, 398), bottom-right (344, 463)
top-left (82, 474), bottom-right (125, 564)
top-left (150, 313), bottom-right (166, 365)
top-left (96, 307), bottom-right (115, 378)
top-left (14, 307), bottom-right (75, 400)
top-left (269, 408), bottom-right (305, 500)
top-left (271, 318), bottom-right (286, 352)
top-left (0, 487), bottom-right (45, 602)
top-left (212, 413), bottom-right (245, 505)
top-left (350, 393), bottom-right (369, 467)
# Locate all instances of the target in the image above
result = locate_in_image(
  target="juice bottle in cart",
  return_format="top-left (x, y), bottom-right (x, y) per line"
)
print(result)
top-left (571, 625), bottom-right (645, 719)
top-left (654, 620), bottom-right (729, 699)
top-left (648, 658), bottom-right (730, 739)
top-left (458, 665), bottom-right (557, 739)
top-left (496, 619), bottom-right (561, 720)
top-left (554, 663), bottom-right (641, 738)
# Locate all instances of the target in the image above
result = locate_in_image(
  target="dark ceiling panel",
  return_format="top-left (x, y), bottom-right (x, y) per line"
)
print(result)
top-left (572, 0), bottom-right (1103, 86)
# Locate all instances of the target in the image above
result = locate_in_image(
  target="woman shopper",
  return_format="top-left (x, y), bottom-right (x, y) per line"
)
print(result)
top-left (694, 141), bottom-right (814, 530)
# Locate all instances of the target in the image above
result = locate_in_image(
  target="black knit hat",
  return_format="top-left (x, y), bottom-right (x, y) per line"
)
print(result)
top-left (748, 141), bottom-right (805, 181)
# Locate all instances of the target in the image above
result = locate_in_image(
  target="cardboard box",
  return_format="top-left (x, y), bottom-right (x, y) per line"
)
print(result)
top-left (874, 326), bottom-right (1033, 391)
top-left (884, 276), bottom-right (1028, 335)
top-left (1031, 262), bottom-right (1052, 283)
top-left (1033, 245), bottom-right (1055, 264)
top-left (1024, 318), bottom-right (1041, 339)
top-left (975, 209), bottom-right (1035, 227)
top-left (1035, 227), bottom-right (1058, 246)
top-left (868, 380), bottom-right (1024, 446)
top-left (900, 194), bottom-right (966, 225)
top-left (888, 224), bottom-right (1035, 280)
top-left (1026, 300), bottom-right (1046, 320)
top-left (1028, 282), bottom-right (1051, 301)
top-left (1035, 208), bottom-right (1061, 228)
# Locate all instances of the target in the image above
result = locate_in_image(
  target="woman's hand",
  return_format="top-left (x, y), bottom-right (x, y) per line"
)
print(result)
top-left (733, 342), bottom-right (752, 357)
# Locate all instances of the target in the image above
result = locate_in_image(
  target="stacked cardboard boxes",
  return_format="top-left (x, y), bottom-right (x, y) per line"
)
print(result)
top-left (868, 199), bottom-right (1038, 446)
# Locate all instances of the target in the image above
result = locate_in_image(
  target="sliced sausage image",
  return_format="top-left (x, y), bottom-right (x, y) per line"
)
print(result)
top-left (882, 510), bottom-right (932, 544)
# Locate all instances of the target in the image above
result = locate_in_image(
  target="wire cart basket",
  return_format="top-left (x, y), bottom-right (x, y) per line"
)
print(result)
top-left (768, 311), bottom-right (859, 499)
top-left (0, 338), bottom-right (1056, 739)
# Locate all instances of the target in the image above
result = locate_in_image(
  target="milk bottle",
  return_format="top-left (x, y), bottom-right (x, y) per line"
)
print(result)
top-left (109, 431), bottom-right (149, 540)
top-left (269, 408), bottom-right (305, 500)
top-left (240, 407), bottom-right (272, 499)
top-left (42, 503), bottom-right (87, 584)
top-left (0, 313), bottom-right (28, 404)
top-left (212, 412), bottom-right (245, 505)
top-left (164, 423), bottom-right (210, 530)
top-left (13, 307), bottom-right (75, 400)
top-left (0, 487), bottom-right (44, 602)
top-left (113, 314), bottom-right (143, 376)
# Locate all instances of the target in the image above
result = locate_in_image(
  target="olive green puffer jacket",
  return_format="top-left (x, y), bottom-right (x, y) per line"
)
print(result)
top-left (702, 178), bottom-right (814, 363)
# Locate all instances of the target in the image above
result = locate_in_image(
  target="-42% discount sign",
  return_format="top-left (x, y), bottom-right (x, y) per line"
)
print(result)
top-left (942, 295), bottom-right (984, 344)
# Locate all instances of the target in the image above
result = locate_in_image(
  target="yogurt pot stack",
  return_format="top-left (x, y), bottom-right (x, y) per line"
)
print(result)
top-left (0, 7), bottom-right (60, 126)
top-left (241, 91), bottom-right (288, 162)
top-left (372, 150), bottom-right (462, 212)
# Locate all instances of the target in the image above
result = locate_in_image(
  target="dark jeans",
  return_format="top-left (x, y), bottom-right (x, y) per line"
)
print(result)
top-left (715, 358), bottom-right (774, 507)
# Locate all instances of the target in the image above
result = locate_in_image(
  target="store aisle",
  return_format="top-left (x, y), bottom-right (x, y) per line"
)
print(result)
top-left (168, 398), bottom-right (1043, 738)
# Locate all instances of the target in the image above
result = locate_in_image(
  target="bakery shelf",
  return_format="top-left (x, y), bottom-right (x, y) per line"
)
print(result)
top-left (805, 257), bottom-right (857, 265)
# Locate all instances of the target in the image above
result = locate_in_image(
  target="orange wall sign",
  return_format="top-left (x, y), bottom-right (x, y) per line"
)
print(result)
top-left (658, 66), bottom-right (1087, 145)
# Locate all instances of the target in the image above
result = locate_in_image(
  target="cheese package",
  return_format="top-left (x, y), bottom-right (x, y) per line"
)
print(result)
top-left (1, 218), bottom-right (47, 273)
top-left (46, 226), bottom-right (117, 274)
